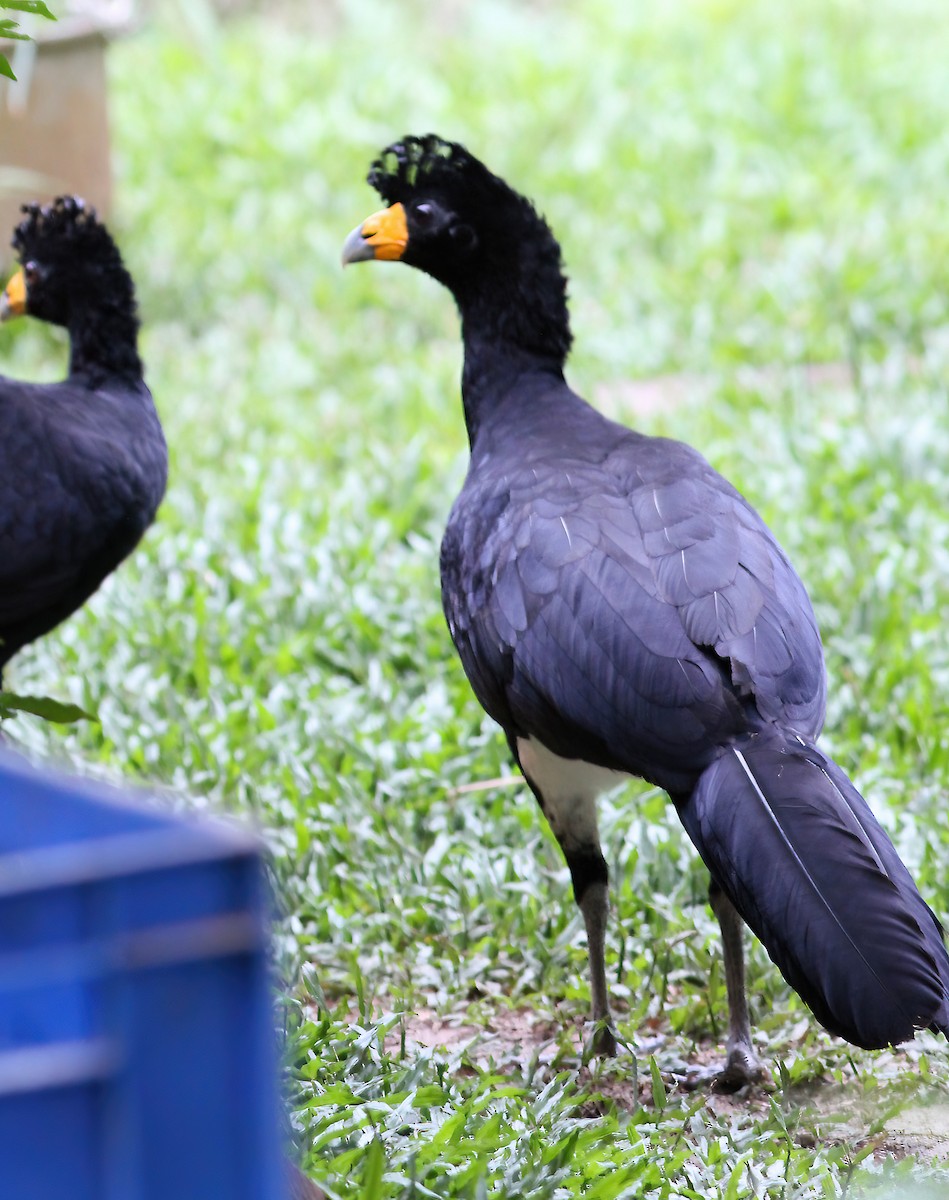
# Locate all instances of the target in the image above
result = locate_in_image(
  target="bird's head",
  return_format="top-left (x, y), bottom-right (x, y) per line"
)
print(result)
top-left (342, 134), bottom-right (571, 357)
top-left (342, 135), bottom-right (557, 284)
top-left (1, 196), bottom-right (135, 330)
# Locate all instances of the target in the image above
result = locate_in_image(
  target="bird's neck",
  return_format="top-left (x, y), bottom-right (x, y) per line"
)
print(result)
top-left (67, 299), bottom-right (143, 388)
top-left (460, 329), bottom-right (568, 449)
top-left (454, 259), bottom-right (572, 449)
top-left (451, 240), bottom-right (571, 356)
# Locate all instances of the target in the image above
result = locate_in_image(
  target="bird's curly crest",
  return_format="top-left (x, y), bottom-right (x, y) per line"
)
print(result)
top-left (11, 196), bottom-right (118, 265)
top-left (367, 134), bottom-right (500, 206)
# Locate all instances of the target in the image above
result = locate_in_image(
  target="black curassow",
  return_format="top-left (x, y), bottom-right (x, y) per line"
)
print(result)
top-left (0, 197), bottom-right (167, 685)
top-left (342, 135), bottom-right (949, 1086)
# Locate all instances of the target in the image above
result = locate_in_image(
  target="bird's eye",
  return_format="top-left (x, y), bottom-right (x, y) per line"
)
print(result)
top-left (23, 261), bottom-right (39, 286)
top-left (413, 202), bottom-right (435, 224)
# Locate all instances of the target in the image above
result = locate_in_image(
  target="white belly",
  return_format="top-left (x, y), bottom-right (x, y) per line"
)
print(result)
top-left (516, 736), bottom-right (629, 848)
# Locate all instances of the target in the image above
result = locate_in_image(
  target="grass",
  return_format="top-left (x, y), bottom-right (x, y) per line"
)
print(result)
top-left (4, 0), bottom-right (949, 1194)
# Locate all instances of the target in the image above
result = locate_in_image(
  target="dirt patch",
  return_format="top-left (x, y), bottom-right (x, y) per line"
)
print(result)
top-left (883, 1104), bottom-right (949, 1165)
top-left (318, 994), bottom-right (948, 1166)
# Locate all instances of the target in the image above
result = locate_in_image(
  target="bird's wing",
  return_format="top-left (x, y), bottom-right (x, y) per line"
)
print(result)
top-left (441, 439), bottom-right (825, 790)
top-left (620, 436), bottom-right (826, 734)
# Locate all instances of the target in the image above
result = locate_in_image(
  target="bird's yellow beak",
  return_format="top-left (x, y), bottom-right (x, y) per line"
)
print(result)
top-left (0, 269), bottom-right (26, 322)
top-left (341, 203), bottom-right (408, 265)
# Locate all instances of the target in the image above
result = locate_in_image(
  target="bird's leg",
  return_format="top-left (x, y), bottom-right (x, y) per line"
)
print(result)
top-left (512, 737), bottom-right (620, 1056)
top-left (564, 846), bottom-right (617, 1056)
top-left (708, 878), bottom-right (767, 1089)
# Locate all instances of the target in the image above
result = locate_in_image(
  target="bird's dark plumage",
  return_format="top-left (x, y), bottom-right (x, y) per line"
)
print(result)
top-left (439, 419), bottom-right (827, 794)
top-left (0, 196), bottom-right (167, 679)
top-left (681, 728), bottom-right (949, 1048)
top-left (344, 135), bottom-right (949, 1079)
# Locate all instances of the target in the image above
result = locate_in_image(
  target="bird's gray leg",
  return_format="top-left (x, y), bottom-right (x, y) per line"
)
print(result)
top-left (513, 736), bottom-right (619, 1056)
top-left (564, 846), bottom-right (616, 1056)
top-left (708, 878), bottom-right (767, 1089)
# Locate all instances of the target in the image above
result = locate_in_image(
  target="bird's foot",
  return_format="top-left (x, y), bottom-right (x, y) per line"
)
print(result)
top-left (589, 1019), bottom-right (618, 1058)
top-left (676, 1044), bottom-right (773, 1093)
top-left (712, 1045), bottom-right (773, 1093)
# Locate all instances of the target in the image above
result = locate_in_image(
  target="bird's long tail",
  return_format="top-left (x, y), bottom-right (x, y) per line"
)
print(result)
top-left (678, 727), bottom-right (949, 1048)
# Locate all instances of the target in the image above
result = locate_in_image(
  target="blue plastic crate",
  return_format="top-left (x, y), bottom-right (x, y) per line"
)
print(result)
top-left (0, 750), bottom-right (287, 1200)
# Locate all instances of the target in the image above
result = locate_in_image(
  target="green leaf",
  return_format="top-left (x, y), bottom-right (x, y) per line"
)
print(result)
top-left (724, 1158), bottom-right (750, 1200)
top-left (0, 3), bottom-right (57, 18)
top-left (0, 692), bottom-right (97, 724)
top-left (0, 2), bottom-right (55, 78)
top-left (359, 1138), bottom-right (385, 1200)
top-left (648, 1055), bottom-right (667, 1112)
top-left (0, 19), bottom-right (30, 39)
top-left (412, 1085), bottom-right (450, 1108)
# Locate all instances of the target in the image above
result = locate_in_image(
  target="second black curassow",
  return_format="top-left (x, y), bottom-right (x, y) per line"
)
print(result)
top-left (0, 197), bottom-right (167, 686)
top-left (342, 134), bottom-right (949, 1086)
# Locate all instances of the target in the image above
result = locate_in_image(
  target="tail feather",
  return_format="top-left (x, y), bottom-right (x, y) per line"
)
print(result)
top-left (679, 727), bottom-right (949, 1049)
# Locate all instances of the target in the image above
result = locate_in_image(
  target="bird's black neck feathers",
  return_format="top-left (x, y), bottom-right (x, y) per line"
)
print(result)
top-left (368, 136), bottom-right (573, 443)
top-left (66, 289), bottom-right (143, 388)
top-left (13, 198), bottom-right (144, 387)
